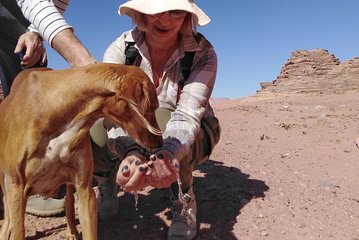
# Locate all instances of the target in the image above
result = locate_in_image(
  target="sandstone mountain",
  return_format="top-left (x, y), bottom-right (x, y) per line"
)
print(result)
top-left (257, 49), bottom-right (359, 96)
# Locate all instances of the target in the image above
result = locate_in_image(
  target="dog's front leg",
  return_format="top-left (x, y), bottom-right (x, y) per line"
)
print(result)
top-left (76, 183), bottom-right (97, 240)
top-left (2, 180), bottom-right (26, 240)
top-left (65, 184), bottom-right (81, 240)
top-left (75, 146), bottom-right (98, 240)
top-left (0, 184), bottom-right (11, 239)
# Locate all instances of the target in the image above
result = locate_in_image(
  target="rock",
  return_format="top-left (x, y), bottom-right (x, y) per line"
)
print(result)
top-left (257, 49), bottom-right (359, 95)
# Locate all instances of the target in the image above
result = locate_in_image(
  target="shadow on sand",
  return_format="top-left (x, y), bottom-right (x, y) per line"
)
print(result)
top-left (0, 159), bottom-right (268, 239)
top-left (97, 159), bottom-right (269, 240)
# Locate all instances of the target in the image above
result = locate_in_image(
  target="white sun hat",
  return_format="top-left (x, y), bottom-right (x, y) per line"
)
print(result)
top-left (118, 0), bottom-right (211, 26)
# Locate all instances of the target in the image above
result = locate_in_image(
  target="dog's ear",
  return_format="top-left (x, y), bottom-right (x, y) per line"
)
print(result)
top-left (123, 98), bottom-right (161, 135)
top-left (103, 96), bottom-right (127, 120)
top-left (121, 69), bottom-right (159, 113)
top-left (103, 97), bottom-right (161, 136)
top-left (140, 76), bottom-right (159, 111)
top-left (103, 78), bottom-right (120, 96)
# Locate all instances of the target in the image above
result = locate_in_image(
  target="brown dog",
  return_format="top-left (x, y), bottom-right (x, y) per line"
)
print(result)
top-left (0, 63), bottom-right (163, 240)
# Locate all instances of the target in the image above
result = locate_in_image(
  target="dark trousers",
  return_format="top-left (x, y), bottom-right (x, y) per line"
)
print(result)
top-left (92, 109), bottom-right (215, 190)
top-left (0, 0), bottom-right (29, 97)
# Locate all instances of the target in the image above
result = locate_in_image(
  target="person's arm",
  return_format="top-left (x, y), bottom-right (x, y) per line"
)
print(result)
top-left (16, 0), bottom-right (96, 67)
top-left (143, 36), bottom-right (218, 189)
top-left (163, 39), bottom-right (218, 161)
top-left (51, 28), bottom-right (96, 67)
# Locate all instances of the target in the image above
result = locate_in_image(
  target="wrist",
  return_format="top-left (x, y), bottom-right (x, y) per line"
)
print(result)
top-left (125, 148), bottom-right (149, 160)
top-left (25, 29), bottom-right (43, 41)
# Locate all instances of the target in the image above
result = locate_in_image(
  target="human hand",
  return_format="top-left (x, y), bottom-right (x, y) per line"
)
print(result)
top-left (116, 151), bottom-right (149, 192)
top-left (14, 32), bottom-right (47, 68)
top-left (145, 149), bottom-right (180, 189)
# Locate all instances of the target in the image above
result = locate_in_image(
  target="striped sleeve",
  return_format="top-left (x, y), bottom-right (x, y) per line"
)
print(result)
top-left (16, 0), bottom-right (72, 46)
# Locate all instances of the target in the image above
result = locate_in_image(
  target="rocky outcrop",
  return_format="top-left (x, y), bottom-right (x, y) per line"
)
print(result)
top-left (258, 49), bottom-right (359, 95)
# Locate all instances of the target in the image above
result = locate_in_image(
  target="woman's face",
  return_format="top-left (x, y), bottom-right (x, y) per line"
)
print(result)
top-left (145, 10), bottom-right (188, 45)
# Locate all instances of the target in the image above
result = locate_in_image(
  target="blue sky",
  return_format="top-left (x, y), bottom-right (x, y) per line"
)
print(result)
top-left (46, 0), bottom-right (359, 99)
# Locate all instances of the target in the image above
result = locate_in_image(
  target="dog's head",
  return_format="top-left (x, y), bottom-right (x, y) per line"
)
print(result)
top-left (102, 64), bottom-right (163, 149)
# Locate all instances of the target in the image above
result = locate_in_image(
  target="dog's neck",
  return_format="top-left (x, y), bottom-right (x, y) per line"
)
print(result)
top-left (29, 68), bottom-right (116, 158)
top-left (42, 68), bottom-right (115, 128)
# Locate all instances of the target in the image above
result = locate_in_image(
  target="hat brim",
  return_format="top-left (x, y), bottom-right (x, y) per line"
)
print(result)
top-left (118, 0), bottom-right (210, 26)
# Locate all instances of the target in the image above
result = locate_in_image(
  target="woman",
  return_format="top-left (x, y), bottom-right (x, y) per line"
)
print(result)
top-left (97, 0), bottom-right (220, 239)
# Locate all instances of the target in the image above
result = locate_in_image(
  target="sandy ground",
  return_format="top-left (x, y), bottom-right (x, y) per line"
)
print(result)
top-left (1, 92), bottom-right (359, 239)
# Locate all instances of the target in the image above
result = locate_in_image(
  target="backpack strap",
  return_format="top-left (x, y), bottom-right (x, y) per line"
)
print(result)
top-left (177, 51), bottom-right (195, 103)
top-left (180, 51), bottom-right (195, 83)
top-left (124, 42), bottom-right (139, 65)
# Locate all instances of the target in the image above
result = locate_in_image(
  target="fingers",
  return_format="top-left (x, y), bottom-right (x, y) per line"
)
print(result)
top-left (22, 46), bottom-right (46, 68)
top-left (116, 157), bottom-right (135, 186)
top-left (122, 165), bottom-right (148, 191)
top-left (40, 49), bottom-right (47, 66)
top-left (14, 36), bottom-right (26, 55)
top-left (14, 32), bottom-right (46, 68)
top-left (116, 155), bottom-right (150, 192)
top-left (150, 151), bottom-right (179, 175)
top-left (145, 150), bottom-right (179, 188)
top-left (115, 149), bottom-right (180, 191)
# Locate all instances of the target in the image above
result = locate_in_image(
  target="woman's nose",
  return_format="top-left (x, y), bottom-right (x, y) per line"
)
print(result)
top-left (155, 11), bottom-right (171, 21)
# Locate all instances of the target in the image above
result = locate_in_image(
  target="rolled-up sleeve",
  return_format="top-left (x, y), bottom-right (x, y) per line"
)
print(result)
top-left (163, 44), bottom-right (218, 160)
top-left (16, 0), bottom-right (72, 46)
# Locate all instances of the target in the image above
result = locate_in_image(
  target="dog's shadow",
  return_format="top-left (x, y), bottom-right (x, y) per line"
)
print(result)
top-left (98, 159), bottom-right (269, 240)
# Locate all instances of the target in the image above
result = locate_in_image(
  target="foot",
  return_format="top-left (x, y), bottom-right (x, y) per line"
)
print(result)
top-left (26, 195), bottom-right (65, 217)
top-left (98, 179), bottom-right (119, 221)
top-left (167, 187), bottom-right (197, 240)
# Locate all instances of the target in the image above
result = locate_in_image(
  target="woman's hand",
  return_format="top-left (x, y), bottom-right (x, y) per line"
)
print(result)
top-left (116, 151), bottom-right (149, 192)
top-left (14, 32), bottom-right (47, 68)
top-left (145, 149), bottom-right (180, 189)
top-left (115, 149), bottom-right (180, 191)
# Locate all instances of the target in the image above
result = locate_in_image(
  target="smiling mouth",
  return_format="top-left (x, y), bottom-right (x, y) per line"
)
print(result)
top-left (155, 26), bottom-right (170, 33)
